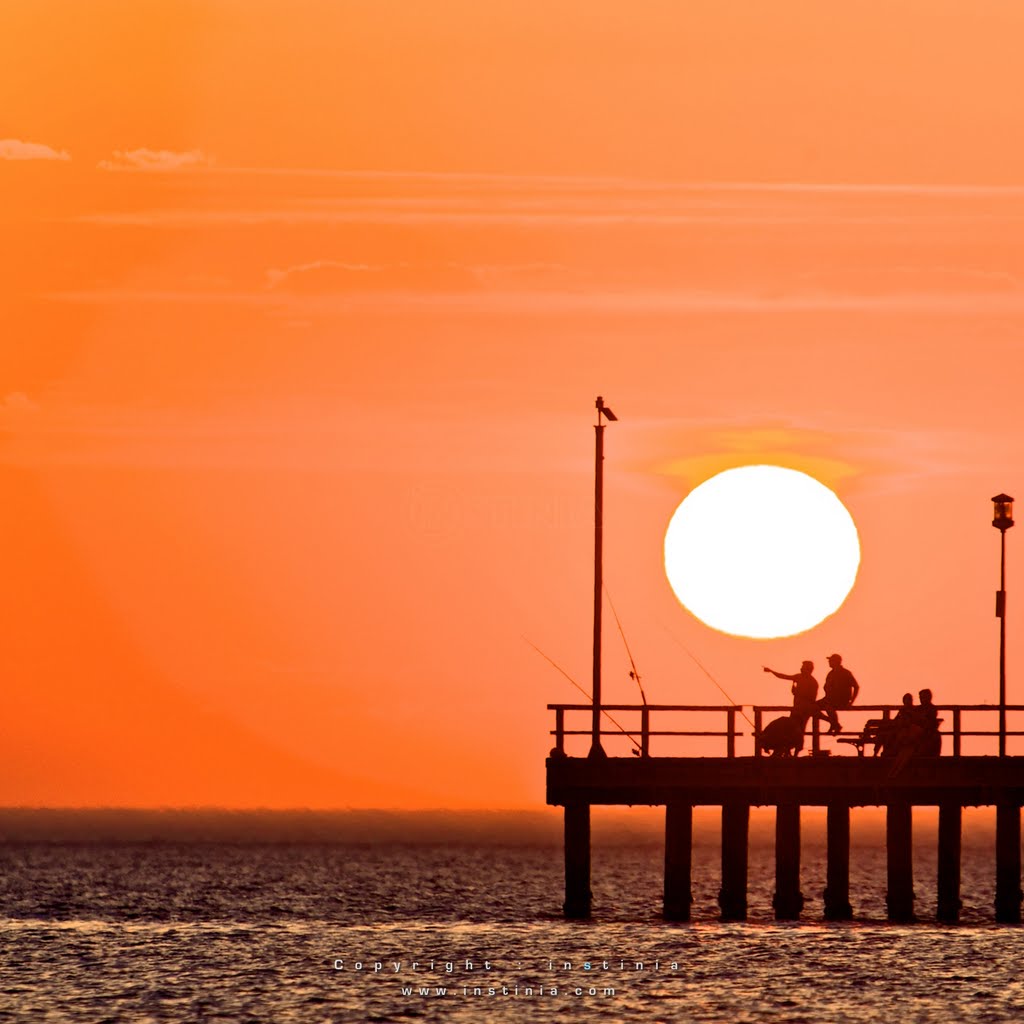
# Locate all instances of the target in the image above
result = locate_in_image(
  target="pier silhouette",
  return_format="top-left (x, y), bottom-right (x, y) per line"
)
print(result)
top-left (547, 704), bottom-right (1024, 923)
top-left (547, 399), bottom-right (1023, 924)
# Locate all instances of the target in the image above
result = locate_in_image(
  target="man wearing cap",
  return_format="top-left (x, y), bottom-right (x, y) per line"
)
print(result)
top-left (818, 654), bottom-right (859, 735)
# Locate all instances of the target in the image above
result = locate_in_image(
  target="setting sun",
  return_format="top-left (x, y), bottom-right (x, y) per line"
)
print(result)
top-left (663, 466), bottom-right (861, 639)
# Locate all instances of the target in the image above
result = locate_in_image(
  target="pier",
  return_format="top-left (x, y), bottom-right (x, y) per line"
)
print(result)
top-left (546, 704), bottom-right (1024, 923)
top-left (548, 400), bottom-right (1023, 923)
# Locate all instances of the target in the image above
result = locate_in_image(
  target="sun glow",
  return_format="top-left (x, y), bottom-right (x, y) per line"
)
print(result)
top-left (664, 466), bottom-right (861, 639)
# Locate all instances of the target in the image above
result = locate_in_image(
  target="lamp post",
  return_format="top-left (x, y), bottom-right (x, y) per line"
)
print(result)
top-left (993, 493), bottom-right (1014, 757)
top-left (590, 396), bottom-right (617, 759)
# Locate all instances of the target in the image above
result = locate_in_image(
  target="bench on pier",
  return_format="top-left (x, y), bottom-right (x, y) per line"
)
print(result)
top-left (835, 718), bottom-right (885, 757)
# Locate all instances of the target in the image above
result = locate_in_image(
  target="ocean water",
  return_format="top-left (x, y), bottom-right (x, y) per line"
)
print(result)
top-left (3, 820), bottom-right (1024, 1023)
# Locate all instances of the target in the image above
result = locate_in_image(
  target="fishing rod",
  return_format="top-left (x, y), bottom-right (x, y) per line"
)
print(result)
top-left (660, 623), bottom-right (755, 729)
top-left (522, 636), bottom-right (643, 752)
top-left (604, 584), bottom-right (648, 705)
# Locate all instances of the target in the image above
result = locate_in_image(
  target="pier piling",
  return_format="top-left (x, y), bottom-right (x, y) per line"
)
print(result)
top-left (886, 801), bottom-right (915, 922)
top-left (995, 803), bottom-right (1022, 924)
top-left (563, 802), bottom-right (591, 919)
top-left (719, 802), bottom-right (749, 921)
top-left (937, 802), bottom-right (962, 923)
top-left (823, 802), bottom-right (853, 920)
top-left (663, 801), bottom-right (693, 921)
top-left (773, 803), bottom-right (803, 920)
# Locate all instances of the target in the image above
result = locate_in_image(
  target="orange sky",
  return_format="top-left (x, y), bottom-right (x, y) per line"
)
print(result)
top-left (4, 2), bottom-right (1024, 808)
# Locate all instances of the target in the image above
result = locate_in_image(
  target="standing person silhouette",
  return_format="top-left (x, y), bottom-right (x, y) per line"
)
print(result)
top-left (763, 661), bottom-right (818, 751)
top-left (817, 653), bottom-right (860, 736)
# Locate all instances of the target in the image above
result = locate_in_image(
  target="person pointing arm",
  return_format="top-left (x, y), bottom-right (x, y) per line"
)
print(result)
top-left (763, 661), bottom-right (818, 704)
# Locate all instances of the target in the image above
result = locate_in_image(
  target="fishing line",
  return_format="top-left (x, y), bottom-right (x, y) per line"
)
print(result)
top-left (522, 636), bottom-right (642, 750)
top-left (603, 583), bottom-right (648, 705)
top-left (660, 623), bottom-right (755, 729)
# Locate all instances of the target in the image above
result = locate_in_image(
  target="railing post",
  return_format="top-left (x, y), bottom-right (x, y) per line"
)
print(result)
top-left (727, 708), bottom-right (736, 758)
top-left (754, 708), bottom-right (763, 757)
top-left (555, 708), bottom-right (565, 756)
top-left (811, 714), bottom-right (821, 757)
top-left (641, 707), bottom-right (650, 759)
top-left (953, 708), bottom-right (961, 758)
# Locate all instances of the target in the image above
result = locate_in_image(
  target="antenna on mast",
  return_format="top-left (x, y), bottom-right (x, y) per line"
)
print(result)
top-left (590, 395), bottom-right (617, 758)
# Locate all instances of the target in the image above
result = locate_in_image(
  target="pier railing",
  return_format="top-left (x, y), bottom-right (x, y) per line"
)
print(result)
top-left (548, 702), bottom-right (1024, 758)
top-left (548, 704), bottom-right (744, 757)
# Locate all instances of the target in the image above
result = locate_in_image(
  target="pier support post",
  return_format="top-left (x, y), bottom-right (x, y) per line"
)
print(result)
top-left (937, 802), bottom-right (962, 924)
top-left (824, 802), bottom-right (853, 920)
top-left (886, 801), bottom-right (915, 923)
top-left (995, 803), bottom-right (1022, 924)
top-left (719, 802), bottom-right (749, 922)
top-left (563, 802), bottom-right (591, 919)
top-left (664, 801), bottom-right (693, 921)
top-left (773, 803), bottom-right (803, 920)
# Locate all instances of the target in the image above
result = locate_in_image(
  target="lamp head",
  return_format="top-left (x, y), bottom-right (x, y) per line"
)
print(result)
top-left (992, 493), bottom-right (1015, 532)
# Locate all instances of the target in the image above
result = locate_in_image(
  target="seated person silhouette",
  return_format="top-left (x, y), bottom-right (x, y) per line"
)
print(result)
top-left (890, 689), bottom-right (942, 775)
top-left (816, 653), bottom-right (860, 736)
top-left (878, 693), bottom-right (914, 757)
top-left (914, 688), bottom-right (942, 757)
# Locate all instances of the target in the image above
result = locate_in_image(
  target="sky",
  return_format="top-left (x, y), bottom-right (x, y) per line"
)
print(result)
top-left (4, 1), bottom-right (1024, 808)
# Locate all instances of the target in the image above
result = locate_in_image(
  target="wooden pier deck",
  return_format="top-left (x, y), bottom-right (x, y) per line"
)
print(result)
top-left (545, 703), bottom-right (1024, 923)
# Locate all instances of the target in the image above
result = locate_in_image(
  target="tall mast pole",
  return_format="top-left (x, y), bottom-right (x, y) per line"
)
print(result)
top-left (993, 493), bottom-right (1014, 758)
top-left (590, 396), bottom-right (616, 758)
top-left (1000, 526), bottom-right (1007, 757)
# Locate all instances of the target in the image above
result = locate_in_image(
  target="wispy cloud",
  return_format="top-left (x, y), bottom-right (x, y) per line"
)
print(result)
top-left (0, 138), bottom-right (70, 162)
top-left (264, 259), bottom-right (480, 292)
top-left (265, 260), bottom-right (369, 288)
top-left (82, 206), bottom-right (993, 229)
top-left (98, 148), bottom-right (210, 171)
top-left (44, 286), bottom-right (1024, 315)
top-left (797, 266), bottom-right (1024, 296)
top-left (0, 392), bottom-right (38, 411)
top-left (642, 420), bottom-right (999, 494)
top-left (54, 172), bottom-right (1024, 313)
top-left (97, 164), bottom-right (1024, 197)
top-left (0, 396), bottom-right (488, 473)
top-left (75, 182), bottom-right (1024, 229)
